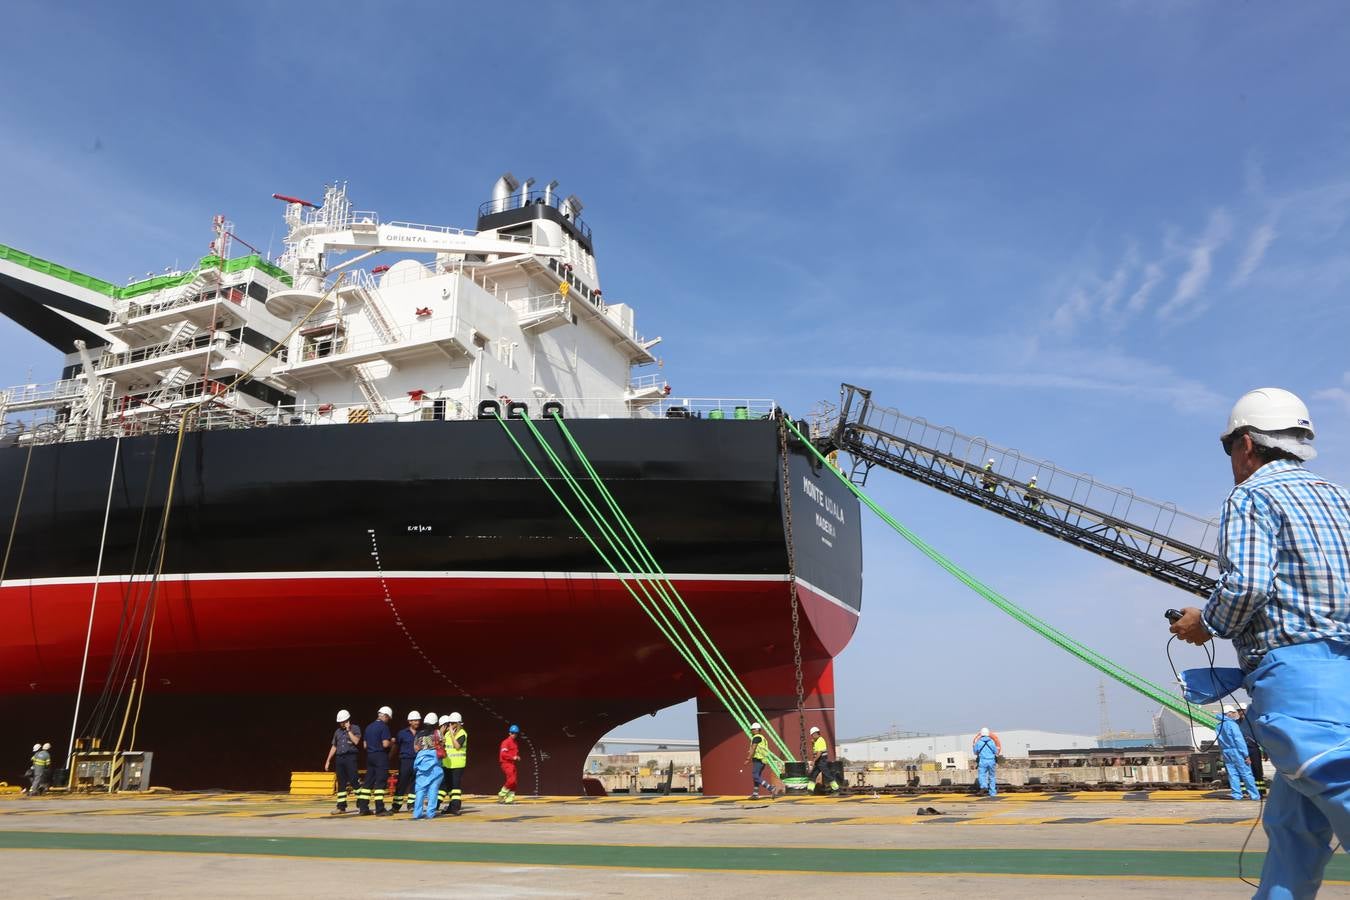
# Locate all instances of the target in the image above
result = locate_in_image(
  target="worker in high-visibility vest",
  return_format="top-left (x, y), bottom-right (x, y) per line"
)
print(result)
top-left (442, 711), bottom-right (468, 815)
top-left (29, 742), bottom-right (52, 796)
top-left (981, 459), bottom-right (998, 492)
top-left (744, 723), bottom-right (779, 800)
top-left (807, 726), bottom-right (839, 794)
top-left (972, 728), bottom-right (1001, 797)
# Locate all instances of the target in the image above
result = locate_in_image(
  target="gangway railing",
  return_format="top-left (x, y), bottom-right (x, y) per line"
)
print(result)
top-left (828, 384), bottom-right (1220, 597)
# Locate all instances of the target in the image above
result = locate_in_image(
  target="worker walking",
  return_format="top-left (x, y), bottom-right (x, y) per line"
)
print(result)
top-left (1216, 707), bottom-right (1261, 801)
top-left (1236, 707), bottom-right (1267, 785)
top-left (411, 713), bottom-right (443, 820)
top-left (357, 705), bottom-right (394, 816)
top-left (442, 711), bottom-right (468, 815)
top-left (981, 458), bottom-right (997, 491)
top-left (972, 728), bottom-right (1001, 797)
top-left (498, 724), bottom-right (521, 804)
top-left (1024, 476), bottom-right (1042, 511)
top-left (324, 710), bottom-right (361, 814)
top-left (1170, 387), bottom-right (1350, 898)
top-left (745, 722), bottom-right (779, 799)
top-left (29, 742), bottom-right (51, 796)
top-left (390, 711), bottom-right (422, 813)
top-left (808, 726), bottom-right (839, 794)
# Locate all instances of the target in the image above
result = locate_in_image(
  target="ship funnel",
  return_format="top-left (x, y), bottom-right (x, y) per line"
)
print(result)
top-left (491, 173), bottom-right (520, 214)
top-left (562, 194), bottom-right (584, 220)
top-left (520, 177), bottom-right (536, 208)
top-left (543, 180), bottom-right (559, 205)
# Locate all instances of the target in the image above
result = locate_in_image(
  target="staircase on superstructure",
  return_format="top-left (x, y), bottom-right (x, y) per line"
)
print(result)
top-left (821, 384), bottom-right (1221, 597)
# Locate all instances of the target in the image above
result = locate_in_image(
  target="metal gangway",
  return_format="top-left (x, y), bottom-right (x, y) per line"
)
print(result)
top-left (826, 384), bottom-right (1221, 597)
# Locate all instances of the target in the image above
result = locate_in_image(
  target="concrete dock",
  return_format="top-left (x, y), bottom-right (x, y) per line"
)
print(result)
top-left (3, 790), bottom-right (1347, 897)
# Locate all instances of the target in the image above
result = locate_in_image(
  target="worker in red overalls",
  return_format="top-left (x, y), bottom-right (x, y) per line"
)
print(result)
top-left (498, 724), bottom-right (521, 804)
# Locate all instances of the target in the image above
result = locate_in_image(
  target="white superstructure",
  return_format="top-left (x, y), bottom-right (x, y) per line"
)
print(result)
top-left (3, 175), bottom-right (776, 443)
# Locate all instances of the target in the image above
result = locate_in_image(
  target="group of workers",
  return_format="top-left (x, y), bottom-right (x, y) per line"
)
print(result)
top-left (23, 742), bottom-right (53, 795)
top-left (746, 723), bottom-right (840, 799)
top-left (324, 707), bottom-right (522, 818)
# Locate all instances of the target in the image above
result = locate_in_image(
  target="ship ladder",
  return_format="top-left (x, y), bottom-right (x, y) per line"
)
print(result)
top-left (494, 411), bottom-right (800, 778)
top-left (780, 417), bottom-right (1216, 728)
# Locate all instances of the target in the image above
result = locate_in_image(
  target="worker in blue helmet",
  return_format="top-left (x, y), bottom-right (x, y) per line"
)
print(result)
top-left (1215, 707), bottom-right (1261, 801)
top-left (1171, 388), bottom-right (1350, 898)
top-left (498, 725), bottom-right (520, 804)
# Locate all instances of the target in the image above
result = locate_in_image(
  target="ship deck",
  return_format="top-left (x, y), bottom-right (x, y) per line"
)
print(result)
top-left (5, 791), bottom-right (1346, 897)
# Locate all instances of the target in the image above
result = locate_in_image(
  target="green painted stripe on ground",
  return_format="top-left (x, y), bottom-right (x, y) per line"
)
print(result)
top-left (3, 831), bottom-right (1349, 879)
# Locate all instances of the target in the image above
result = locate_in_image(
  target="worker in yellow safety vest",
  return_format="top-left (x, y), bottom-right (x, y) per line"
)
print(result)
top-left (744, 723), bottom-right (780, 800)
top-left (440, 712), bottom-right (468, 816)
top-left (808, 727), bottom-right (839, 794)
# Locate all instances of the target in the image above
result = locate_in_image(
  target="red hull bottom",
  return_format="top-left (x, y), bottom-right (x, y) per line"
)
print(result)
top-left (3, 573), bottom-right (858, 794)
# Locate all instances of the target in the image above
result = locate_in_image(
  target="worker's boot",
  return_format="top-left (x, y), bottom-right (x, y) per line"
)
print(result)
top-left (829, 781), bottom-right (839, 792)
top-left (503, 791), bottom-right (516, 804)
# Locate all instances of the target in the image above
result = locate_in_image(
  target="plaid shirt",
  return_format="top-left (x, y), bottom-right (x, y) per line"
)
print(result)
top-left (1203, 460), bottom-right (1350, 670)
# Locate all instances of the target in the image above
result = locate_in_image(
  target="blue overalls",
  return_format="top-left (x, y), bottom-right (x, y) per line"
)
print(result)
top-left (972, 736), bottom-right (999, 796)
top-left (1215, 715), bottom-right (1261, 801)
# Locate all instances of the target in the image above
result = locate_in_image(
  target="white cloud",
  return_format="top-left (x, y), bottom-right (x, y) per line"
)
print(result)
top-left (1156, 209), bottom-right (1233, 323)
top-left (1126, 262), bottom-right (1164, 313)
top-left (1313, 373), bottom-right (1350, 417)
top-left (1230, 222), bottom-right (1277, 288)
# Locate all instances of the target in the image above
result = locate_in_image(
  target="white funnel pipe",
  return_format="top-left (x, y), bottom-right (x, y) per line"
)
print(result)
top-left (491, 173), bottom-right (519, 213)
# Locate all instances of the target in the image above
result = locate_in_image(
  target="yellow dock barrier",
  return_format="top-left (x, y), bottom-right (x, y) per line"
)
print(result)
top-left (289, 772), bottom-right (335, 797)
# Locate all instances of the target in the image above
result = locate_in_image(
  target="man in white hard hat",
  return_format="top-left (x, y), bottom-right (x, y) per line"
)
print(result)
top-left (807, 726), bottom-right (839, 794)
top-left (743, 722), bottom-right (779, 800)
top-left (28, 742), bottom-right (52, 796)
top-left (357, 706), bottom-right (395, 816)
top-left (441, 711), bottom-right (468, 815)
top-left (324, 710), bottom-right (362, 814)
top-left (390, 711), bottom-right (422, 814)
top-left (971, 728), bottom-right (1001, 797)
top-left (982, 458), bottom-right (998, 492)
top-left (1171, 387), bottom-right (1350, 896)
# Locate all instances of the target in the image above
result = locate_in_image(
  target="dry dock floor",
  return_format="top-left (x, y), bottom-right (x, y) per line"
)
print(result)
top-left (3, 790), bottom-right (1347, 897)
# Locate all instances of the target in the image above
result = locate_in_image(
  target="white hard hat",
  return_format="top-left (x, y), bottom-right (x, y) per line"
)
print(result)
top-left (336, 709), bottom-right (351, 723)
top-left (42, 743), bottom-right (50, 750)
top-left (447, 712), bottom-right (463, 724)
top-left (750, 722), bottom-right (762, 730)
top-left (378, 705), bottom-right (393, 717)
top-left (987, 458), bottom-right (996, 464)
top-left (980, 727), bottom-right (990, 736)
top-left (424, 713), bottom-right (439, 726)
top-left (1222, 388), bottom-right (1315, 441)
top-left (407, 710), bottom-right (422, 721)
top-left (809, 726), bottom-right (820, 734)
top-left (32, 743), bottom-right (40, 752)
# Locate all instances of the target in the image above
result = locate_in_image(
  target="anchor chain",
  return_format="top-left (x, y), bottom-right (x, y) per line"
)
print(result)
top-left (778, 416), bottom-right (808, 766)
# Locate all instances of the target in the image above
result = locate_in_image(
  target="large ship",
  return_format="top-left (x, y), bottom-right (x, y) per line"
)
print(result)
top-left (0, 177), bottom-right (862, 795)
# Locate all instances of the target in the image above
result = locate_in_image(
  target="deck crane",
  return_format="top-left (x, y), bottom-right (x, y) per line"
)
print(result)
top-left (818, 384), bottom-right (1222, 598)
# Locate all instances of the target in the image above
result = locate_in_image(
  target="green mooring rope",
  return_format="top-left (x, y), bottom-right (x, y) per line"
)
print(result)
top-left (780, 418), bottom-right (1216, 728)
top-left (493, 413), bottom-right (795, 769)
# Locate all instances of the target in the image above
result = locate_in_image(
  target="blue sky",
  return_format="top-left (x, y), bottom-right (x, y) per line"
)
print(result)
top-left (2, 1), bottom-right (1348, 741)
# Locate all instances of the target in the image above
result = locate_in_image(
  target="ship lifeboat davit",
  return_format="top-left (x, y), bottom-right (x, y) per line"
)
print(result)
top-left (265, 287), bottom-right (333, 320)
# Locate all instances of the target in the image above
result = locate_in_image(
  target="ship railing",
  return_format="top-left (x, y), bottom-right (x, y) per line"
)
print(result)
top-left (477, 191), bottom-right (593, 242)
top-left (379, 220), bottom-right (533, 245)
top-left (627, 373), bottom-right (668, 392)
top-left (0, 377), bottom-right (86, 408)
top-left (538, 396), bottom-right (779, 421)
top-left (95, 333), bottom-right (236, 371)
top-left (507, 291), bottom-right (568, 319)
top-left (295, 315), bottom-right (469, 362)
top-left (847, 394), bottom-right (1221, 557)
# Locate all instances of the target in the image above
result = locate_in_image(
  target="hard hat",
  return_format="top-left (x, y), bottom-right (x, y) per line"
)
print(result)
top-left (809, 726), bottom-right (820, 734)
top-left (336, 709), bottom-right (351, 723)
top-left (1222, 388), bottom-right (1315, 441)
top-left (447, 712), bottom-right (463, 724)
top-left (32, 743), bottom-right (40, 752)
top-left (42, 743), bottom-right (50, 750)
top-left (378, 705), bottom-right (393, 717)
top-left (750, 722), bottom-right (762, 730)
top-left (407, 710), bottom-right (422, 721)
top-left (987, 458), bottom-right (996, 465)
top-left (980, 727), bottom-right (990, 736)
top-left (424, 714), bottom-right (439, 726)
top-left (509, 724), bottom-right (520, 734)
